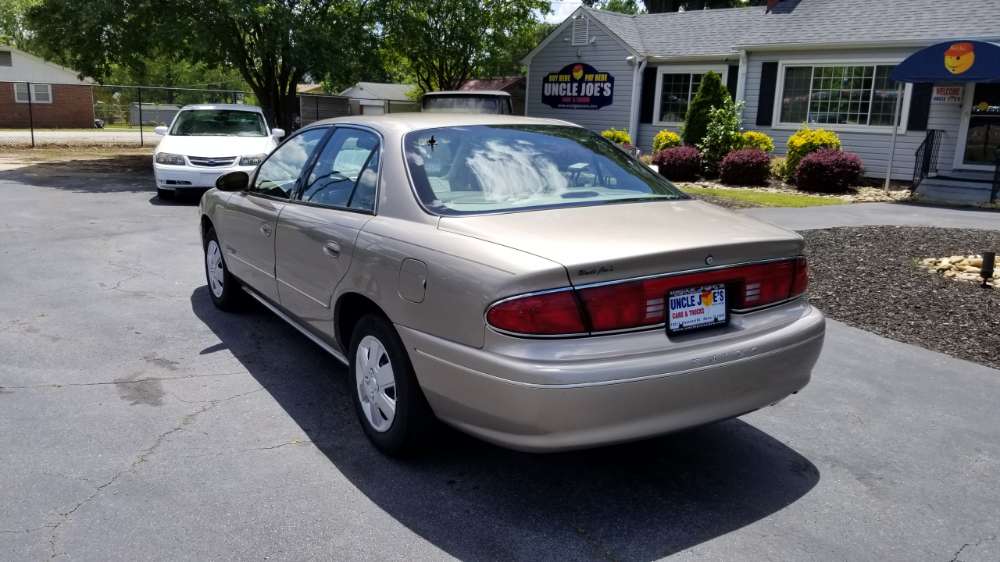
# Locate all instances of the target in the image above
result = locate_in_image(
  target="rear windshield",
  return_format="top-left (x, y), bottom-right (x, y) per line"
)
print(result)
top-left (422, 95), bottom-right (507, 114)
top-left (170, 109), bottom-right (267, 137)
top-left (404, 125), bottom-right (686, 215)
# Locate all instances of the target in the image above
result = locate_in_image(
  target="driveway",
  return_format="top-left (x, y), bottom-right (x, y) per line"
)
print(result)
top-left (0, 129), bottom-right (160, 146)
top-left (742, 201), bottom-right (999, 231)
top-left (2, 167), bottom-right (999, 561)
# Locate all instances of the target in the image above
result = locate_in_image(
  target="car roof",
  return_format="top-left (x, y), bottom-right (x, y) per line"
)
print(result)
top-left (423, 90), bottom-right (511, 97)
top-left (179, 104), bottom-right (264, 112)
top-left (308, 113), bottom-right (578, 135)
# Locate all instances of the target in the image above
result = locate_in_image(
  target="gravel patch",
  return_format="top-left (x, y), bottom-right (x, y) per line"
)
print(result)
top-left (802, 226), bottom-right (1000, 370)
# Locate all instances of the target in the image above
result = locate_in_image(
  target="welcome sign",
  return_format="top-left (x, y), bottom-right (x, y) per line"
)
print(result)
top-left (541, 63), bottom-right (615, 110)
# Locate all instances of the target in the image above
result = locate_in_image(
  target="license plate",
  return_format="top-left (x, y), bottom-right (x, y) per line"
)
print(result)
top-left (667, 284), bottom-right (728, 335)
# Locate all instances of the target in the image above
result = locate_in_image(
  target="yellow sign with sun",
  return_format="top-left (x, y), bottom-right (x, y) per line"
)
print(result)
top-left (944, 42), bottom-right (975, 75)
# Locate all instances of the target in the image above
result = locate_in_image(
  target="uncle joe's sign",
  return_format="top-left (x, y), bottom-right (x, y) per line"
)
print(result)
top-left (542, 63), bottom-right (615, 110)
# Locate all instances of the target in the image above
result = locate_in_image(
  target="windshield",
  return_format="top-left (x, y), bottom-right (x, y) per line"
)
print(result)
top-left (169, 109), bottom-right (267, 137)
top-left (422, 95), bottom-right (505, 114)
top-left (404, 125), bottom-right (687, 215)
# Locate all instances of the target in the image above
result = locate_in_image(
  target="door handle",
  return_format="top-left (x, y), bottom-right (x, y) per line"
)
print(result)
top-left (259, 224), bottom-right (273, 237)
top-left (323, 241), bottom-right (341, 258)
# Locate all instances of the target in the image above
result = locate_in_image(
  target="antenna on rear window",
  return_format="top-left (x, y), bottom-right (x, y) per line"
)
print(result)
top-left (427, 135), bottom-right (437, 151)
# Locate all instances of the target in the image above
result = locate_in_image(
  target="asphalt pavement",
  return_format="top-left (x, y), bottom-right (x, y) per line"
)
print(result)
top-left (2, 164), bottom-right (999, 561)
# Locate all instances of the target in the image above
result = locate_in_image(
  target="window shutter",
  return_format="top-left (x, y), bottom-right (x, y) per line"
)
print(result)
top-left (756, 62), bottom-right (779, 127)
top-left (906, 83), bottom-right (933, 131)
top-left (639, 67), bottom-right (658, 124)
top-left (726, 65), bottom-right (739, 99)
top-left (571, 16), bottom-right (589, 46)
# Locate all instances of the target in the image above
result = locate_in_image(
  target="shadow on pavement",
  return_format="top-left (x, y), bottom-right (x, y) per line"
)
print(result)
top-left (0, 155), bottom-right (153, 193)
top-left (190, 285), bottom-right (819, 560)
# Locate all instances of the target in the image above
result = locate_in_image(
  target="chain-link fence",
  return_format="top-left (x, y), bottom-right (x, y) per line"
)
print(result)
top-left (1, 81), bottom-right (420, 148)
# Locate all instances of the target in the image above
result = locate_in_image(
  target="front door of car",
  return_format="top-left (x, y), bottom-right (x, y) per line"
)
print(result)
top-left (275, 127), bottom-right (381, 335)
top-left (220, 127), bottom-right (328, 302)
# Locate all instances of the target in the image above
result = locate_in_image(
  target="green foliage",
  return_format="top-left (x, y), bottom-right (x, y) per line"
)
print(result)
top-left (599, 0), bottom-right (645, 14)
top-left (652, 129), bottom-right (681, 152)
top-left (679, 185), bottom-right (846, 208)
top-left (785, 126), bottom-right (842, 181)
top-left (770, 157), bottom-right (789, 182)
top-left (696, 97), bottom-right (744, 177)
top-left (25, 0), bottom-right (378, 130)
top-left (0, 0), bottom-right (40, 49)
top-left (739, 130), bottom-right (775, 153)
top-left (681, 71), bottom-right (730, 147)
top-left (601, 128), bottom-right (632, 145)
top-left (381, 0), bottom-right (549, 93)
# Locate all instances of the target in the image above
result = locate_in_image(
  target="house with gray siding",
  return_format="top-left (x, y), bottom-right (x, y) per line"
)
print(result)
top-left (523, 0), bottom-right (1000, 203)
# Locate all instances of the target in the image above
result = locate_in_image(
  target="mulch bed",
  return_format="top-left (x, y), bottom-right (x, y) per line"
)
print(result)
top-left (802, 226), bottom-right (1000, 371)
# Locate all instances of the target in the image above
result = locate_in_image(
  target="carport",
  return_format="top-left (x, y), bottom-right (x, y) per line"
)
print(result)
top-left (885, 40), bottom-right (1000, 202)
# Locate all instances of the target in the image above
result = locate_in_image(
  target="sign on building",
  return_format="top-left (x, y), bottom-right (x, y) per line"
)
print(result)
top-left (541, 63), bottom-right (615, 110)
top-left (931, 85), bottom-right (963, 104)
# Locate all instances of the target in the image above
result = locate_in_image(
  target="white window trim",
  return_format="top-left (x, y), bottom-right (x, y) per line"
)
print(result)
top-left (14, 83), bottom-right (53, 104)
top-left (771, 59), bottom-right (912, 135)
top-left (652, 64), bottom-right (728, 127)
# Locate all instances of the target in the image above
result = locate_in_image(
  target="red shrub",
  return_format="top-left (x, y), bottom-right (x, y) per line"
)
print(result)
top-left (794, 149), bottom-right (864, 193)
top-left (719, 148), bottom-right (771, 186)
top-left (652, 146), bottom-right (702, 181)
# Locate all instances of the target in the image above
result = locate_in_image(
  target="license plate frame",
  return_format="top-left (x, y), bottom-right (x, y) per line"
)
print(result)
top-left (666, 283), bottom-right (729, 336)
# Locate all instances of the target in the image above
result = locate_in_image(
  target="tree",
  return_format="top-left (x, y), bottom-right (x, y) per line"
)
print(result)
top-left (25, 0), bottom-right (378, 130)
top-left (681, 70), bottom-right (729, 146)
top-left (0, 0), bottom-right (39, 49)
top-left (380, 0), bottom-right (549, 93)
top-left (600, 0), bottom-right (644, 15)
top-left (644, 0), bottom-right (767, 12)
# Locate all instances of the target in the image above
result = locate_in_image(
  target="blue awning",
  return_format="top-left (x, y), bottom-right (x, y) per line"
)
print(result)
top-left (891, 40), bottom-right (1000, 83)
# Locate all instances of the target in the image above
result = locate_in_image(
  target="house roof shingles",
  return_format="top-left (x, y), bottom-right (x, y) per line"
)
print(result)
top-left (584, 0), bottom-right (1000, 59)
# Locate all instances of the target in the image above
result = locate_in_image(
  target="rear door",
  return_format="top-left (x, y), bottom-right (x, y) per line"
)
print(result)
top-left (274, 126), bottom-right (381, 335)
top-left (220, 127), bottom-right (328, 301)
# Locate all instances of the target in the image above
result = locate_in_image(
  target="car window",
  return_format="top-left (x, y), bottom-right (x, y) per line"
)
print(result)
top-left (252, 128), bottom-right (327, 199)
top-left (404, 125), bottom-right (687, 215)
top-left (300, 128), bottom-right (380, 211)
top-left (170, 109), bottom-right (268, 137)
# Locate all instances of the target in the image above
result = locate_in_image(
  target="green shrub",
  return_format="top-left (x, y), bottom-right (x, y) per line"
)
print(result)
top-left (600, 128), bottom-right (632, 145)
top-left (681, 71), bottom-right (730, 147)
top-left (785, 126), bottom-right (841, 181)
top-left (770, 157), bottom-right (788, 181)
top-left (740, 130), bottom-right (775, 153)
top-left (697, 97), bottom-right (744, 177)
top-left (652, 129), bottom-right (682, 152)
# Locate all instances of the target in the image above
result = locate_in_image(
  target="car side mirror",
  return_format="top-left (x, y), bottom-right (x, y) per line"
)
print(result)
top-left (154, 126), bottom-right (168, 136)
top-left (216, 171), bottom-right (250, 192)
top-left (271, 128), bottom-right (286, 139)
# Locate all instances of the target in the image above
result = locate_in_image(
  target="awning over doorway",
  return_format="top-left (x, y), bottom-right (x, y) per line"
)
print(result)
top-left (891, 40), bottom-right (1000, 83)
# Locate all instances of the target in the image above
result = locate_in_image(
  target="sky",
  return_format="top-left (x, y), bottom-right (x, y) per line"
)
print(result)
top-left (545, 0), bottom-right (583, 23)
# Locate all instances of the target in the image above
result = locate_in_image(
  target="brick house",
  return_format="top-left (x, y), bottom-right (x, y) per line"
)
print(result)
top-left (0, 46), bottom-right (95, 128)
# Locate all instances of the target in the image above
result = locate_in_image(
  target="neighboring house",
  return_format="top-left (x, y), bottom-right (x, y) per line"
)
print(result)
top-left (460, 76), bottom-right (527, 115)
top-left (0, 45), bottom-right (95, 128)
top-left (338, 82), bottom-right (417, 115)
top-left (523, 0), bottom-right (1000, 203)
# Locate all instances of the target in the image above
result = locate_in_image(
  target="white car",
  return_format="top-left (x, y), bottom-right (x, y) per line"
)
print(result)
top-left (152, 104), bottom-right (285, 199)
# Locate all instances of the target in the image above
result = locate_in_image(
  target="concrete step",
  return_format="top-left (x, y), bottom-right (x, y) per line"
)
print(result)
top-left (916, 178), bottom-right (995, 205)
top-left (931, 170), bottom-right (995, 183)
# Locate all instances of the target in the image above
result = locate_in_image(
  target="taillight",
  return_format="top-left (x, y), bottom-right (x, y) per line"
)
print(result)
top-left (487, 257), bottom-right (808, 336)
top-left (485, 290), bottom-right (587, 335)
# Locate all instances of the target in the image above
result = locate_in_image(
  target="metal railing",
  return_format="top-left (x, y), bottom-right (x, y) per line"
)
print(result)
top-left (911, 129), bottom-right (943, 192)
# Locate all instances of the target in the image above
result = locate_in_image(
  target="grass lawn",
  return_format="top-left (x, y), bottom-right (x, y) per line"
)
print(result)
top-left (680, 185), bottom-right (846, 208)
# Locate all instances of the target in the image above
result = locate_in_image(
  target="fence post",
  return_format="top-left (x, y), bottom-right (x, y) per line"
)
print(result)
top-left (26, 82), bottom-right (36, 148)
top-left (137, 87), bottom-right (144, 147)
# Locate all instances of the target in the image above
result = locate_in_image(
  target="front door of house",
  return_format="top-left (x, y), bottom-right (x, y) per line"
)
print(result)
top-left (961, 83), bottom-right (1000, 166)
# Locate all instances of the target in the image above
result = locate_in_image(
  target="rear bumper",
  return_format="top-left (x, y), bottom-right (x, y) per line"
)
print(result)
top-left (398, 303), bottom-right (825, 452)
top-left (154, 164), bottom-right (254, 189)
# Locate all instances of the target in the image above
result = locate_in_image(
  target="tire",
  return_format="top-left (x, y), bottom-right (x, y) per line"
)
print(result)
top-left (203, 228), bottom-right (244, 311)
top-left (349, 314), bottom-right (434, 456)
top-left (157, 187), bottom-right (174, 200)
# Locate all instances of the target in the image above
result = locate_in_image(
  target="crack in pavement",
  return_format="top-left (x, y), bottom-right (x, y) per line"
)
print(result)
top-left (0, 370), bottom-right (246, 391)
top-left (950, 535), bottom-right (997, 562)
top-left (44, 387), bottom-right (262, 560)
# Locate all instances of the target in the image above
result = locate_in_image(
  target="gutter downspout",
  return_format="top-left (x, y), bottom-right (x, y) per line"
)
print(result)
top-left (628, 56), bottom-right (647, 151)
